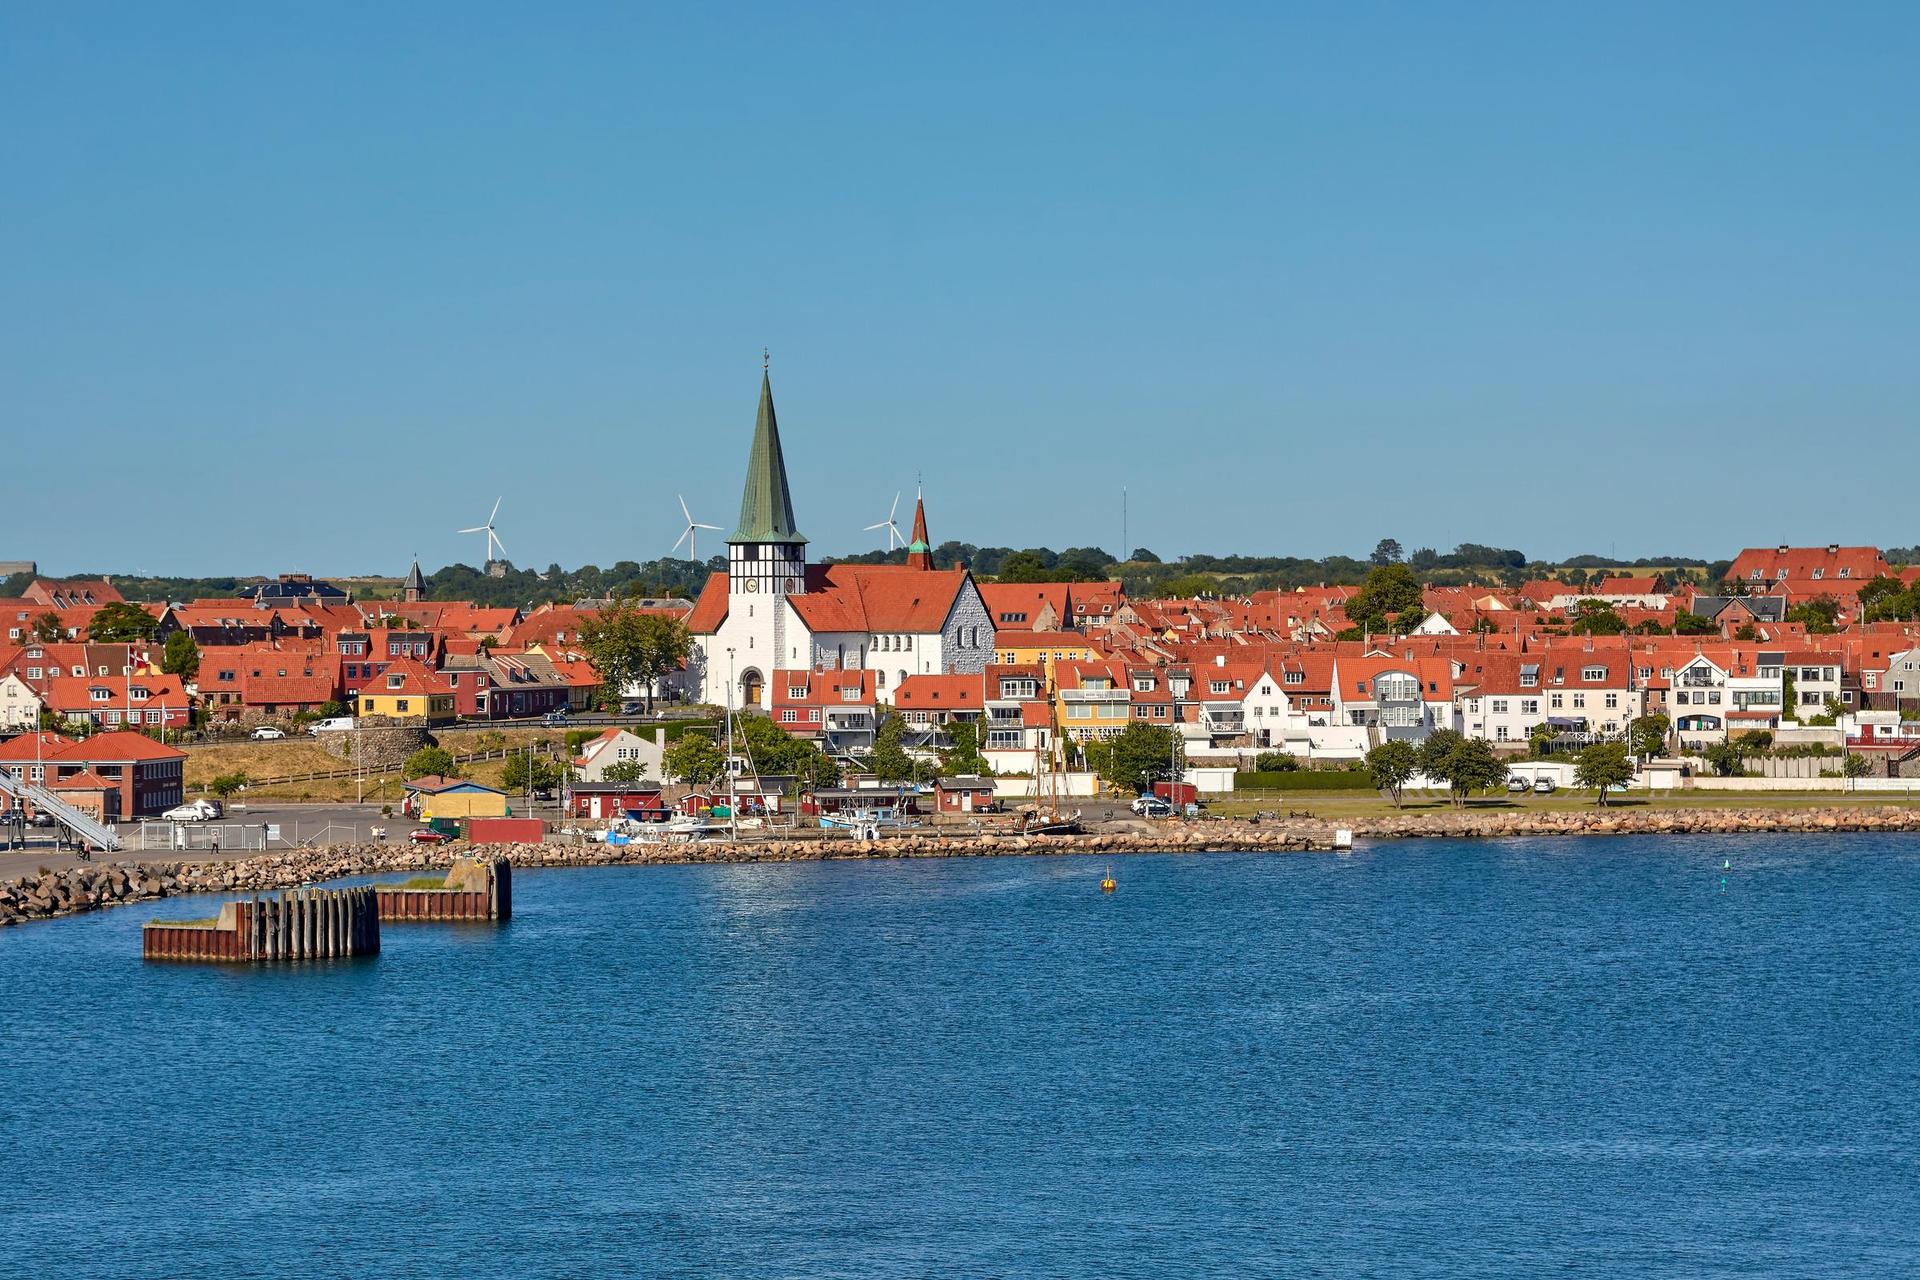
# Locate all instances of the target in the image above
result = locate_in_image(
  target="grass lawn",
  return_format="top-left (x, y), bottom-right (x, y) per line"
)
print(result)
top-left (180, 727), bottom-right (569, 803)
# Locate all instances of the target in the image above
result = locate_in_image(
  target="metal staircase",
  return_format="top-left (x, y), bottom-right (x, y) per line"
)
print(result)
top-left (0, 770), bottom-right (124, 852)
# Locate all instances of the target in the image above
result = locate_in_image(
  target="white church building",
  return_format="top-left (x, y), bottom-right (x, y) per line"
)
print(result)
top-left (688, 371), bottom-right (994, 710)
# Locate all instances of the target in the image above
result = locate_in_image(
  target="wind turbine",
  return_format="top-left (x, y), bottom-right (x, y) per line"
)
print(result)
top-left (674, 494), bottom-right (721, 563)
top-left (865, 492), bottom-right (905, 550)
top-left (458, 497), bottom-right (508, 566)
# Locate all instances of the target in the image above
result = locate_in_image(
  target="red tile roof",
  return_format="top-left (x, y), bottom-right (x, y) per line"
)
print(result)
top-left (52, 731), bottom-right (187, 763)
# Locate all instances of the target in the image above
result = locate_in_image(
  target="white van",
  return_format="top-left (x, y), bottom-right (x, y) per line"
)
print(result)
top-left (307, 716), bottom-right (355, 735)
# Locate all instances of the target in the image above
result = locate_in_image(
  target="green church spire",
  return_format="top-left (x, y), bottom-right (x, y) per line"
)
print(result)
top-left (729, 368), bottom-right (807, 545)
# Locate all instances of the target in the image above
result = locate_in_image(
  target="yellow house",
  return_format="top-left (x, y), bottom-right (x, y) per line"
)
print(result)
top-left (993, 629), bottom-right (1099, 680)
top-left (357, 660), bottom-right (456, 723)
top-left (404, 777), bottom-right (509, 821)
top-left (1052, 659), bottom-right (1132, 744)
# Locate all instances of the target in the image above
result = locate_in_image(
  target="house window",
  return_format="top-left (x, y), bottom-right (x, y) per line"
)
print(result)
top-left (397, 699), bottom-right (410, 712)
top-left (1491, 700), bottom-right (1508, 714)
top-left (1521, 700), bottom-right (1539, 714)
top-left (780, 709), bottom-right (797, 723)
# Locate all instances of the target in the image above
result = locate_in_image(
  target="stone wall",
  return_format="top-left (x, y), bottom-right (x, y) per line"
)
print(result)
top-left (316, 717), bottom-right (428, 771)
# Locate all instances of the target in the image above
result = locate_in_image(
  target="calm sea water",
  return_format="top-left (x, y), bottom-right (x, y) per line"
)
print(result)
top-left (3, 834), bottom-right (1918, 1278)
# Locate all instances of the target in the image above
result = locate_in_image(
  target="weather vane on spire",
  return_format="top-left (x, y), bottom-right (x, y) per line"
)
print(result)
top-left (763, 346), bottom-right (770, 371)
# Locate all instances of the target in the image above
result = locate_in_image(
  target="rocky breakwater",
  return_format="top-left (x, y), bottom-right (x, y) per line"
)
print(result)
top-left (7, 806), bottom-right (1920, 928)
top-left (1345, 805), bottom-right (1920, 841)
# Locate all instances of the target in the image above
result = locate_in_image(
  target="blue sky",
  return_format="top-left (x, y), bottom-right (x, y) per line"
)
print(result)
top-left (6, 3), bottom-right (1917, 575)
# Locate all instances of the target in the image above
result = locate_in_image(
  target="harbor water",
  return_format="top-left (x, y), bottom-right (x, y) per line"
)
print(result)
top-left (3, 833), bottom-right (1917, 1277)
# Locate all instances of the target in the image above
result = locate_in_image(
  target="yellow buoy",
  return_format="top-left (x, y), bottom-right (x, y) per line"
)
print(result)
top-left (1100, 865), bottom-right (1117, 893)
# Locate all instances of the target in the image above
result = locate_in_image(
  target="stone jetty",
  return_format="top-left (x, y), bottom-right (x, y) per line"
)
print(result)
top-left (6, 805), bottom-right (1920, 929)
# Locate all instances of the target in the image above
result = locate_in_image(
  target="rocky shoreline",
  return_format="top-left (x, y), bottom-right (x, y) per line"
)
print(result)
top-left (6, 805), bottom-right (1920, 928)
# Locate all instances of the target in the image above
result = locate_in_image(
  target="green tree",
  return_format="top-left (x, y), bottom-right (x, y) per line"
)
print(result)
top-left (995, 550), bottom-right (1053, 583)
top-left (1527, 722), bottom-right (1557, 758)
top-left (938, 720), bottom-right (989, 776)
top-left (1416, 729), bottom-right (1464, 781)
top-left (1130, 547), bottom-right (1161, 564)
top-left (502, 752), bottom-right (564, 794)
top-left (601, 759), bottom-right (648, 785)
top-left (734, 714), bottom-right (842, 788)
top-left (1575, 741), bottom-right (1634, 805)
top-left (1702, 740), bottom-right (1749, 777)
top-left (30, 612), bottom-right (64, 642)
top-left (208, 771), bottom-right (248, 799)
top-left (86, 601), bottom-right (160, 642)
top-left (1672, 611), bottom-right (1717, 636)
top-left (1364, 739), bottom-right (1418, 807)
top-left (1567, 599), bottom-right (1626, 635)
top-left (1844, 752), bottom-right (1871, 780)
top-left (1253, 751), bottom-right (1300, 772)
top-left (868, 715), bottom-right (915, 782)
top-left (1086, 721), bottom-right (1184, 793)
top-left (1345, 563), bottom-right (1426, 630)
top-left (1370, 538), bottom-right (1404, 566)
top-left (160, 630), bottom-right (200, 681)
top-left (1419, 732), bottom-right (1506, 807)
top-left (1784, 596), bottom-right (1841, 634)
top-left (404, 746), bottom-right (457, 779)
top-left (579, 601), bottom-right (693, 714)
top-left (661, 735), bottom-right (724, 786)
top-left (1628, 713), bottom-right (1669, 758)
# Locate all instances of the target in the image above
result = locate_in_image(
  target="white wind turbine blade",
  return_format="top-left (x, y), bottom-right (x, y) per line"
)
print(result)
top-left (673, 525), bottom-right (693, 554)
top-left (679, 494), bottom-right (694, 525)
top-left (457, 525), bottom-right (485, 534)
top-left (694, 522), bottom-right (720, 531)
top-left (488, 496), bottom-right (503, 525)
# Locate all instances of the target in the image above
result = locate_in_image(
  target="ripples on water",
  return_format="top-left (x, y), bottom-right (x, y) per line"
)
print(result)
top-left (3, 834), bottom-right (1918, 1278)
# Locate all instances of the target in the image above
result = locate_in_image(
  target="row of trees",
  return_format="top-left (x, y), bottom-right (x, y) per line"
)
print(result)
top-left (1364, 730), bottom-right (1642, 807)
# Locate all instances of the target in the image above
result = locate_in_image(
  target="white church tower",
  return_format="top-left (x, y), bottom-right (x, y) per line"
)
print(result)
top-left (719, 368), bottom-right (806, 708)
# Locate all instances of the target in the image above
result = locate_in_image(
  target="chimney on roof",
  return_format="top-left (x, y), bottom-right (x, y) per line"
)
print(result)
top-left (1778, 544), bottom-right (1789, 554)
top-left (1827, 543), bottom-right (1839, 555)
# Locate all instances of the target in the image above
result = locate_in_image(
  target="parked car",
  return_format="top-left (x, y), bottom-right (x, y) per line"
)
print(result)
top-left (1533, 777), bottom-right (1558, 794)
top-left (307, 716), bottom-right (354, 735)
top-left (1507, 775), bottom-right (1531, 793)
top-left (251, 726), bottom-right (287, 740)
top-left (163, 799), bottom-right (221, 822)
top-left (1130, 794), bottom-right (1174, 817)
top-left (542, 710), bottom-right (571, 726)
top-left (408, 827), bottom-right (450, 844)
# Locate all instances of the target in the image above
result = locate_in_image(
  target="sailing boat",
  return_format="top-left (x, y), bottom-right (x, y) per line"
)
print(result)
top-left (1019, 718), bottom-right (1083, 836)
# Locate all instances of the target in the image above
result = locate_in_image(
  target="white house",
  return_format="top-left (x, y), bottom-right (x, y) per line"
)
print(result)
top-left (0, 674), bottom-right (42, 733)
top-left (572, 727), bottom-right (667, 783)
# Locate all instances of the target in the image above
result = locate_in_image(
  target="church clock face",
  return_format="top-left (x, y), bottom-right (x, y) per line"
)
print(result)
top-left (744, 579), bottom-right (759, 593)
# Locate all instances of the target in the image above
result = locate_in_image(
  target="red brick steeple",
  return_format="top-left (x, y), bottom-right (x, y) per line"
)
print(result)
top-left (906, 489), bottom-right (932, 570)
